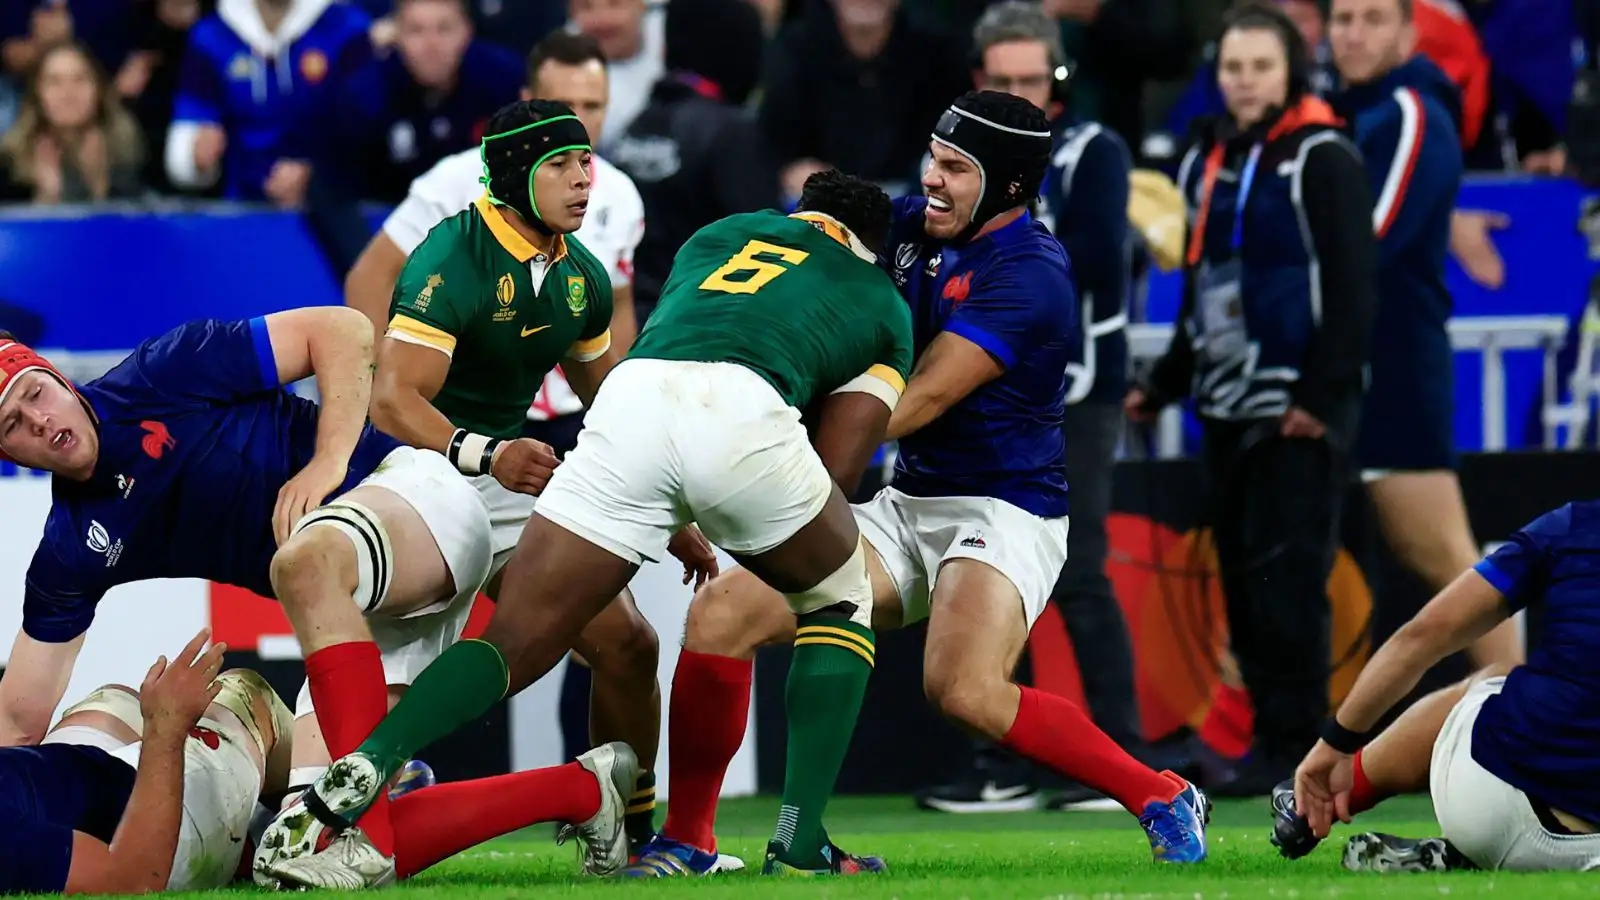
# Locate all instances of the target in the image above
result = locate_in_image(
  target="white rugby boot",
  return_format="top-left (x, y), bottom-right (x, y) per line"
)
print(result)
top-left (263, 828), bottom-right (397, 890)
top-left (253, 751), bottom-right (387, 883)
top-left (555, 742), bottom-right (640, 876)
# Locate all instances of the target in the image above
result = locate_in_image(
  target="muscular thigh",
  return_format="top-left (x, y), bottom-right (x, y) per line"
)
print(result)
top-left (924, 559), bottom-right (1028, 684)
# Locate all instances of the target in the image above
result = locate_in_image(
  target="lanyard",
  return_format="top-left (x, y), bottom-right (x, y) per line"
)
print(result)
top-left (1186, 142), bottom-right (1262, 266)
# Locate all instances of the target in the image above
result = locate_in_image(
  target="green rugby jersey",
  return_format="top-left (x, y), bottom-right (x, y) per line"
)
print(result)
top-left (388, 196), bottom-right (614, 438)
top-left (630, 210), bottom-right (913, 409)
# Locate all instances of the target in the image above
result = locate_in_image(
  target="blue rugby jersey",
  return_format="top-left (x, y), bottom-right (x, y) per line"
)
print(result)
top-left (171, 2), bottom-right (371, 200)
top-left (1471, 500), bottom-right (1600, 824)
top-left (0, 743), bottom-right (135, 894)
top-left (23, 318), bottom-right (400, 645)
top-left (881, 196), bottom-right (1076, 518)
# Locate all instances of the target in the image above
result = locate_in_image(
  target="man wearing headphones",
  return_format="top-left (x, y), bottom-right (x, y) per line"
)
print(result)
top-left (914, 0), bottom-right (1145, 816)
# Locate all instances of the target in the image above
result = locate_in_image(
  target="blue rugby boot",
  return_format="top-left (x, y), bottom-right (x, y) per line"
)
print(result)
top-left (1139, 776), bottom-right (1210, 863)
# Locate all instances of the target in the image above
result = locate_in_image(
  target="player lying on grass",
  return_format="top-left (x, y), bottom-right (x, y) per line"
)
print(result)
top-left (1276, 500), bottom-right (1600, 872)
top-left (257, 167), bottom-right (917, 889)
top-left (0, 309), bottom-right (621, 868)
top-left (348, 95), bottom-right (686, 865)
top-left (1, 631), bottom-right (645, 895)
top-left (624, 91), bottom-right (1210, 880)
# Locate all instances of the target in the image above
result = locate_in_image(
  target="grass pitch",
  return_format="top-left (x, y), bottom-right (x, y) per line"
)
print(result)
top-left (217, 794), bottom-right (1592, 898)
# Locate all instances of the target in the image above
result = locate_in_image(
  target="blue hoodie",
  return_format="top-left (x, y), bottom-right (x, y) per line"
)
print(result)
top-left (1335, 56), bottom-right (1463, 466)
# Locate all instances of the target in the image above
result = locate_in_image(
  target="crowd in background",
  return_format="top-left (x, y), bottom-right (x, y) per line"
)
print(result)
top-left (0, 0), bottom-right (1585, 210)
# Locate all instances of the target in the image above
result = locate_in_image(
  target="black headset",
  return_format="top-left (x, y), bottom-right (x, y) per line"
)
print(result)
top-left (1218, 2), bottom-right (1314, 101)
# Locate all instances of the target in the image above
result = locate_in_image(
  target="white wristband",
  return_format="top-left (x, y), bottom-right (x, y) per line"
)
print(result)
top-left (457, 432), bottom-right (493, 476)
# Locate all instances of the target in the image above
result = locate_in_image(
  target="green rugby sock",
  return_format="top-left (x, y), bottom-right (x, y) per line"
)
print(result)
top-left (357, 639), bottom-right (510, 777)
top-left (771, 620), bottom-right (874, 869)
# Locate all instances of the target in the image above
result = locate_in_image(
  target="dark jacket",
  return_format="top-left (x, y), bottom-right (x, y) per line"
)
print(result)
top-left (1334, 56), bottom-right (1462, 392)
top-left (1038, 120), bottom-right (1132, 406)
top-left (1146, 97), bottom-right (1377, 424)
top-left (609, 76), bottom-right (781, 317)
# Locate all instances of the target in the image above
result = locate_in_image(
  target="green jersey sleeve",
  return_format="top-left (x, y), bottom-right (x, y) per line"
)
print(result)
top-left (389, 233), bottom-right (477, 357)
top-left (565, 254), bottom-right (615, 362)
top-left (831, 290), bottom-right (914, 408)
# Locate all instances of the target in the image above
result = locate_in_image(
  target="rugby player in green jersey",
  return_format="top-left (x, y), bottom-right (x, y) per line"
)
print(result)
top-left (258, 168), bottom-right (916, 889)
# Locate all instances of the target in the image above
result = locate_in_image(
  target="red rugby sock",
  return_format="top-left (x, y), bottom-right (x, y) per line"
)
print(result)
top-left (659, 650), bottom-right (752, 853)
top-left (304, 642), bottom-right (395, 856)
top-left (1347, 749), bottom-right (1384, 816)
top-left (389, 763), bottom-right (601, 879)
top-left (1000, 687), bottom-right (1179, 815)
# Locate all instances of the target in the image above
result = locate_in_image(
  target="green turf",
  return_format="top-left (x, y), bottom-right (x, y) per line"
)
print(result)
top-left (216, 795), bottom-right (1597, 898)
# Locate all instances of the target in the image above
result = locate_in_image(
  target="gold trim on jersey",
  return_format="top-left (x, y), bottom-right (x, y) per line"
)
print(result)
top-left (789, 211), bottom-right (877, 263)
top-left (866, 363), bottom-right (907, 395)
top-left (567, 329), bottom-right (612, 362)
top-left (475, 195), bottom-right (568, 264)
top-left (387, 314), bottom-right (458, 357)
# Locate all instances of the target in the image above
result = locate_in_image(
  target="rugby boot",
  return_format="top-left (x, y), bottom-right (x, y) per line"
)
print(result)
top-left (762, 840), bottom-right (887, 876)
top-left (263, 828), bottom-right (397, 890)
top-left (1270, 778), bottom-right (1321, 859)
top-left (619, 836), bottom-right (748, 877)
top-left (1139, 777), bottom-right (1210, 863)
top-left (1343, 833), bottom-right (1470, 873)
top-left (555, 742), bottom-right (640, 876)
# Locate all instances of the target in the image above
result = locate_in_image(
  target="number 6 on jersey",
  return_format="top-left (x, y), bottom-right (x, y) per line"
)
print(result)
top-left (699, 240), bottom-right (810, 295)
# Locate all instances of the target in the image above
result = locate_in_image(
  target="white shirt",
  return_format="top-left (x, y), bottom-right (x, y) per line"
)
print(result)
top-left (381, 148), bottom-right (647, 420)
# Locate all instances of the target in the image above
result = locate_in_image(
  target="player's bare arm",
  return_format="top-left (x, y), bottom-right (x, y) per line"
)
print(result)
top-left (0, 631), bottom-right (86, 745)
top-left (609, 285), bottom-right (638, 356)
top-left (345, 232), bottom-right (409, 341)
top-left (1296, 568), bottom-right (1510, 833)
top-left (886, 332), bottom-right (1005, 441)
top-left (812, 390), bottom-right (896, 495)
top-left (560, 333), bottom-right (621, 408)
top-left (263, 308), bottom-right (379, 545)
top-left (64, 630), bottom-right (224, 895)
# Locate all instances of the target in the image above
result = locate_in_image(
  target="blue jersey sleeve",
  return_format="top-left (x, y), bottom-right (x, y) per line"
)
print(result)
top-left (172, 22), bottom-right (226, 124)
top-left (126, 318), bottom-right (281, 405)
top-left (0, 806), bottom-right (74, 894)
top-left (1474, 504), bottom-right (1570, 612)
top-left (22, 527), bottom-right (104, 644)
top-left (945, 252), bottom-right (1076, 369)
top-left (1365, 91), bottom-right (1460, 261)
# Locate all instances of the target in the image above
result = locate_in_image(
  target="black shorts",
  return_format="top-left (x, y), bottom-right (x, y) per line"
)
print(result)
top-left (1355, 345), bottom-right (1456, 475)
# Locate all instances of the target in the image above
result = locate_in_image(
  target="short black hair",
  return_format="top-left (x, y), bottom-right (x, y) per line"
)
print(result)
top-left (526, 32), bottom-right (607, 90)
top-left (795, 169), bottom-right (893, 258)
top-left (0, 329), bottom-right (13, 343)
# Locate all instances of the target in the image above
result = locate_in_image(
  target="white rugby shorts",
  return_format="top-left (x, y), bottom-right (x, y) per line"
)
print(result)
top-left (852, 487), bottom-right (1070, 628)
top-left (470, 473), bottom-right (539, 578)
top-left (294, 446), bottom-right (491, 717)
top-left (1431, 676), bottom-right (1600, 871)
top-left (108, 717), bottom-right (262, 890)
top-left (535, 358), bottom-right (836, 564)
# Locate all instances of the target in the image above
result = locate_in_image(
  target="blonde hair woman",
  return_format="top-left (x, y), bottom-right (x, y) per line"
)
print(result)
top-left (0, 42), bottom-right (144, 204)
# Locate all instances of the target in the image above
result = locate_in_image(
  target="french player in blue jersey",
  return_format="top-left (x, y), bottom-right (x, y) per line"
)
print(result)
top-left (2, 629), bottom-right (645, 894)
top-left (621, 92), bottom-right (1210, 881)
top-left (0, 629), bottom-right (290, 894)
top-left (1276, 500), bottom-right (1600, 872)
top-left (0, 310), bottom-right (638, 881)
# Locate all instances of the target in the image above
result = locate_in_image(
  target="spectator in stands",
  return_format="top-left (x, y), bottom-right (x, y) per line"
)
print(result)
top-left (1470, 0), bottom-right (1575, 173)
top-left (568, 0), bottom-right (666, 148)
top-left (761, 0), bottom-right (969, 202)
top-left (609, 0), bottom-right (776, 322)
top-left (357, 0), bottom-right (563, 67)
top-left (1047, 0), bottom-right (1197, 160)
top-left (324, 0), bottom-right (521, 203)
top-left (165, 0), bottom-right (371, 204)
top-left (126, 0), bottom-right (209, 194)
top-left (0, 41), bottom-right (144, 203)
top-left (1130, 2), bottom-right (1376, 797)
top-left (0, 1), bottom-right (144, 89)
top-left (914, 0), bottom-right (1147, 815)
top-left (1328, 0), bottom-right (1524, 671)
